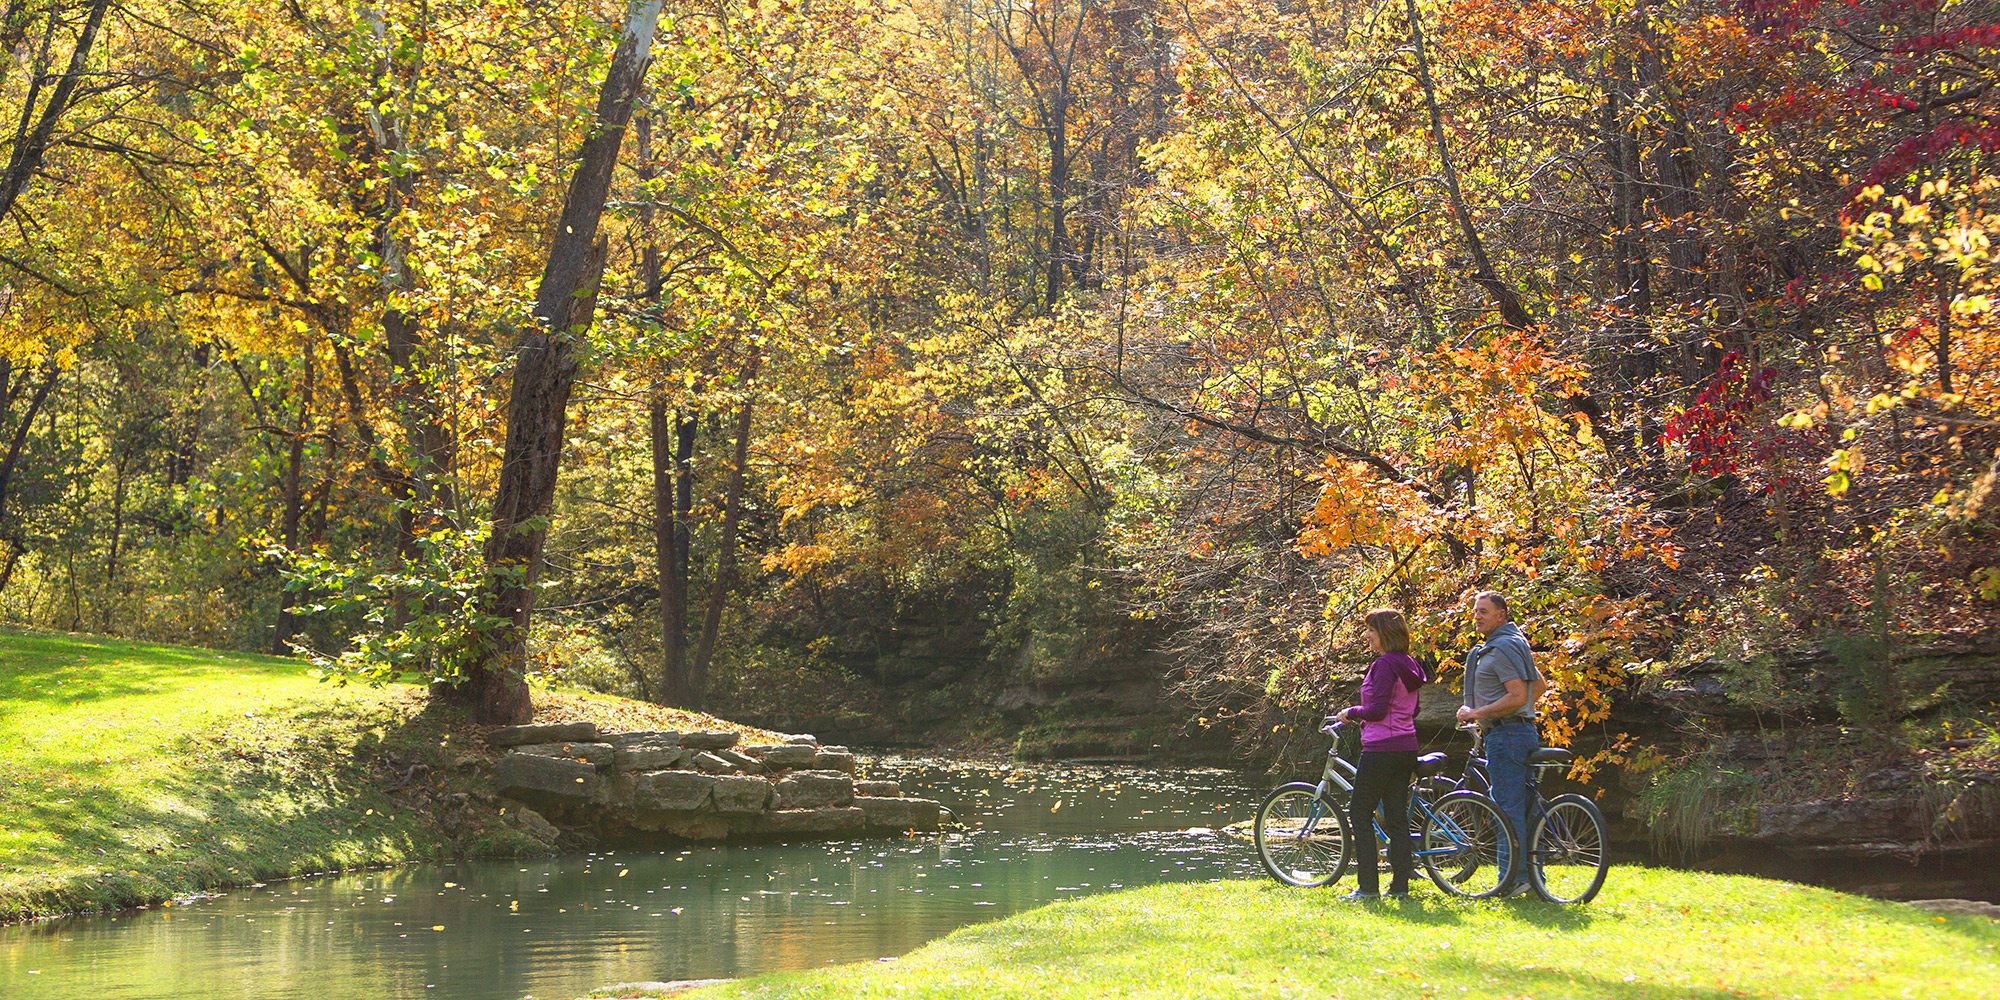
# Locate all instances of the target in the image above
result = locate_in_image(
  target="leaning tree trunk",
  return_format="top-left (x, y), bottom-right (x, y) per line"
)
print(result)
top-left (453, 0), bottom-right (665, 724)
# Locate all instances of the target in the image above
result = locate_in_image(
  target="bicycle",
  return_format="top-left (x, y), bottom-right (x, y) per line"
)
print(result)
top-left (1253, 717), bottom-right (1516, 898)
top-left (1449, 722), bottom-right (1610, 904)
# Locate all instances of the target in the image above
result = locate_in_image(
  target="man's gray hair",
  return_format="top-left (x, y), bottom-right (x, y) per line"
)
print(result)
top-left (1473, 590), bottom-right (1510, 618)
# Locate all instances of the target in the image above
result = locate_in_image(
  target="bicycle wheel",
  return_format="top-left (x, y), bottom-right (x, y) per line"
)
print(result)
top-left (1254, 782), bottom-right (1351, 887)
top-left (1420, 790), bottom-right (1514, 898)
top-left (1527, 793), bottom-right (1608, 904)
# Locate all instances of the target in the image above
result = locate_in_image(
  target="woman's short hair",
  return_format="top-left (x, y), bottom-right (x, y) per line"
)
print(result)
top-left (1473, 590), bottom-right (1511, 617)
top-left (1363, 608), bottom-right (1411, 654)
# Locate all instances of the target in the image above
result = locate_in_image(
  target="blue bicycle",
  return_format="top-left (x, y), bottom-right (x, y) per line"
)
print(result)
top-left (1254, 717), bottom-right (1516, 898)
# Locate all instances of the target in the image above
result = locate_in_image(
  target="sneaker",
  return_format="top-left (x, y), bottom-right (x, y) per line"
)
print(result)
top-left (1498, 882), bottom-right (1535, 899)
top-left (1384, 889), bottom-right (1410, 901)
top-left (1338, 889), bottom-right (1380, 901)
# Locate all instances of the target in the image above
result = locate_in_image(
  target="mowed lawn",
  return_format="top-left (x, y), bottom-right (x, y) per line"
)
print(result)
top-left (0, 629), bottom-right (461, 921)
top-left (655, 869), bottom-right (2000, 1000)
top-left (0, 628), bottom-right (780, 922)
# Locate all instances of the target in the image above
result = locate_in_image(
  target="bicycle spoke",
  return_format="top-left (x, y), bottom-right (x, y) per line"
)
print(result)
top-left (1256, 784), bottom-right (1349, 887)
top-left (1421, 792), bottom-right (1511, 898)
top-left (1528, 796), bottom-right (1609, 904)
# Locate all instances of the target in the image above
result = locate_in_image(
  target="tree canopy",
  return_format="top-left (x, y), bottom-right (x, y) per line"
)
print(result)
top-left (0, 0), bottom-right (1994, 758)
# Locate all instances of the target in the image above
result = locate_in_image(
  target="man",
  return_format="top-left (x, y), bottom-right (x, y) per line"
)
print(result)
top-left (1454, 590), bottom-right (1543, 895)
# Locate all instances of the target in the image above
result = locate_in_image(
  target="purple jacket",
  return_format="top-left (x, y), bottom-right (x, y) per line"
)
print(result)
top-left (1346, 652), bottom-right (1425, 752)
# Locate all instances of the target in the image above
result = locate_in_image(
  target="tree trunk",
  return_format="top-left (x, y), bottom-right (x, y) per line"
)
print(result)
top-left (690, 389), bottom-right (755, 705)
top-left (0, 537), bottom-right (20, 596)
top-left (454, 0), bottom-right (665, 725)
top-left (1045, 113), bottom-right (1069, 310)
top-left (0, 359), bottom-right (58, 540)
top-left (651, 398), bottom-right (695, 704)
top-left (274, 354), bottom-right (313, 654)
top-left (1404, 0), bottom-right (1532, 331)
top-left (0, 0), bottom-right (111, 222)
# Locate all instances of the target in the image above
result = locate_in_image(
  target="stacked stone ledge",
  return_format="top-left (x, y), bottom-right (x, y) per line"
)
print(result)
top-left (485, 722), bottom-right (943, 841)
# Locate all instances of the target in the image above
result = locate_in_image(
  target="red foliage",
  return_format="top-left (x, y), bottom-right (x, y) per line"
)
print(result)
top-left (1856, 119), bottom-right (2000, 194)
top-left (1889, 23), bottom-right (2000, 57)
top-left (1661, 352), bottom-right (1779, 477)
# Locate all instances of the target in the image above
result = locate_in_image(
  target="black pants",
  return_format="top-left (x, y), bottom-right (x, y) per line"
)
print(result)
top-left (1350, 749), bottom-right (1419, 894)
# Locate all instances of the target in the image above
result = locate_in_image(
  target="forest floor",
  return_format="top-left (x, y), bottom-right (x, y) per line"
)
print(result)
top-left (620, 869), bottom-right (1998, 1000)
top-left (0, 628), bottom-right (780, 924)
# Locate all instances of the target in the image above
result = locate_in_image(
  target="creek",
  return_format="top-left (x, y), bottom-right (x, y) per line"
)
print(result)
top-left (6, 752), bottom-right (1990, 999)
top-left (0, 755), bottom-right (1260, 999)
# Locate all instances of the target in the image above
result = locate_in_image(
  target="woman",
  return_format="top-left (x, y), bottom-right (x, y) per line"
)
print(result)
top-left (1336, 608), bottom-right (1427, 900)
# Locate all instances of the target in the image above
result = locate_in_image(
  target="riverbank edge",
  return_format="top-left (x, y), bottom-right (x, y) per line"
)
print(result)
top-left (597, 869), bottom-right (1999, 1000)
top-left (0, 628), bottom-right (785, 926)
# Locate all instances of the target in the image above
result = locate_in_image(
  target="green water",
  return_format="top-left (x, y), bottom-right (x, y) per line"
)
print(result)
top-left (0, 755), bottom-right (1263, 999)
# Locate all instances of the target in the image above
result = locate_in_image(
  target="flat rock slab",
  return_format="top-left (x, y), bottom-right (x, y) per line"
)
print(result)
top-left (714, 748), bottom-right (764, 773)
top-left (692, 751), bottom-right (738, 774)
top-left (776, 770), bottom-right (854, 809)
top-left (489, 722), bottom-right (599, 747)
top-left (611, 730), bottom-right (681, 745)
top-left (857, 795), bottom-right (941, 830)
top-left (512, 741), bottom-right (615, 767)
top-left (783, 734), bottom-right (819, 746)
top-left (855, 780), bottom-right (903, 797)
top-left (1755, 797), bottom-right (1929, 844)
top-left (712, 775), bottom-right (773, 813)
top-left (744, 745), bottom-right (818, 769)
top-left (613, 740), bottom-right (689, 771)
top-left (495, 752), bottom-right (600, 800)
top-left (762, 807), bottom-right (865, 835)
top-left (812, 751), bottom-right (856, 773)
top-left (509, 805), bottom-right (563, 843)
top-left (635, 770), bottom-right (714, 811)
top-left (681, 731), bottom-right (740, 751)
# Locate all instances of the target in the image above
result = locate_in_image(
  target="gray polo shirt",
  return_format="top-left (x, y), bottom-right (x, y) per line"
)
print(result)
top-left (1463, 621), bottom-right (1538, 720)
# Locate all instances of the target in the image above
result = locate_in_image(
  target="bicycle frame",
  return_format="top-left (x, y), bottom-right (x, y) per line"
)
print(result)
top-left (1452, 723), bottom-right (1566, 819)
top-left (1314, 719), bottom-right (1477, 863)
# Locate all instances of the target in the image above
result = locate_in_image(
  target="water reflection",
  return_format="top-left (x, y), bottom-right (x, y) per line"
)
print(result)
top-left (0, 755), bottom-right (1263, 1000)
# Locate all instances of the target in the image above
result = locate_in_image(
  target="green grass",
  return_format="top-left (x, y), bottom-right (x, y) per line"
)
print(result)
top-left (0, 628), bottom-right (779, 923)
top-left (653, 869), bottom-right (1998, 1000)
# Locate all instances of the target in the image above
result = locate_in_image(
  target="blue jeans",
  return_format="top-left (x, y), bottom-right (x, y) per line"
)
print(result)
top-left (1483, 722), bottom-right (1539, 887)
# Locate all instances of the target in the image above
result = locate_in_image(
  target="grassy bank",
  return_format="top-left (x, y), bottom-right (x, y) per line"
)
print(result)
top-left (646, 869), bottom-right (1997, 1000)
top-left (0, 628), bottom-right (777, 923)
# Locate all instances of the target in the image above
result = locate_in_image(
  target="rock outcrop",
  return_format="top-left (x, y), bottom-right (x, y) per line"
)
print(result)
top-left (486, 723), bottom-right (944, 842)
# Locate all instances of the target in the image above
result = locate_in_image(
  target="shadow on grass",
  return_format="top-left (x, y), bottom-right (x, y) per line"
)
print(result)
top-left (0, 630), bottom-right (306, 717)
top-left (1862, 893), bottom-right (2000, 948)
top-left (1425, 953), bottom-right (1762, 1000)
top-left (2, 690), bottom-right (480, 921)
top-left (1279, 883), bottom-right (1596, 930)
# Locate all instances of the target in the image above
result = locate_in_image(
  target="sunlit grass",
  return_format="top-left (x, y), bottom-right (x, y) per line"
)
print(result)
top-left (654, 870), bottom-right (1999, 1000)
top-left (0, 629), bottom-right (461, 922)
top-left (0, 628), bottom-right (779, 922)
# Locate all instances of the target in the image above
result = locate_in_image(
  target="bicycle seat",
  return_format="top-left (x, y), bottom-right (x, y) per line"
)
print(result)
top-left (1415, 752), bottom-right (1448, 777)
top-left (1529, 747), bottom-right (1573, 765)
